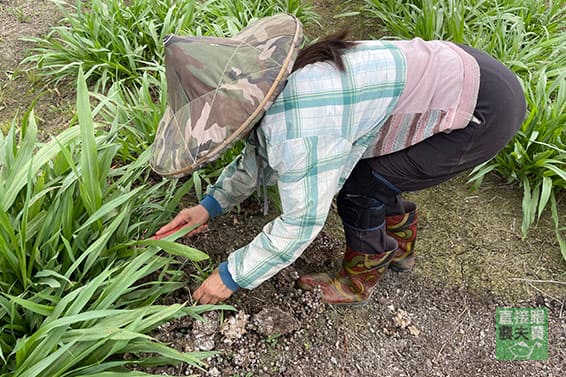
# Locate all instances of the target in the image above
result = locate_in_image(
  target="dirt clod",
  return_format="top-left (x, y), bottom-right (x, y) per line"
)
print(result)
top-left (252, 306), bottom-right (301, 337)
top-left (220, 310), bottom-right (249, 344)
top-left (192, 311), bottom-right (219, 351)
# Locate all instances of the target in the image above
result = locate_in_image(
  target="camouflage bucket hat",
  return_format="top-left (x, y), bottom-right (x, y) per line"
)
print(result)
top-left (150, 14), bottom-right (304, 177)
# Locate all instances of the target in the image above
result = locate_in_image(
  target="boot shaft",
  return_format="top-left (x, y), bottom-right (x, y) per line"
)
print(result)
top-left (386, 202), bottom-right (418, 271)
top-left (337, 192), bottom-right (398, 254)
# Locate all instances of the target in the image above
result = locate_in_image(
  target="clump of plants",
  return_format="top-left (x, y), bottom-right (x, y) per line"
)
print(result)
top-left (24, 0), bottom-right (317, 87)
top-left (0, 70), bottom-right (233, 375)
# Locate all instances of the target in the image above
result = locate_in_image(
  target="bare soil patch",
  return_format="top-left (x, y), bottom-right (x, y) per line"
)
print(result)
top-left (153, 174), bottom-right (564, 377)
top-left (0, 0), bottom-right (73, 137)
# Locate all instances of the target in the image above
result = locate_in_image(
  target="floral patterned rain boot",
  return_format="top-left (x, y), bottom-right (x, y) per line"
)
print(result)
top-left (298, 193), bottom-right (397, 305)
top-left (386, 201), bottom-right (418, 272)
top-left (297, 244), bottom-right (396, 305)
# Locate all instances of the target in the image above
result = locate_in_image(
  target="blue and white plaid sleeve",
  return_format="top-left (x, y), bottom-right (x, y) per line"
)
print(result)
top-left (202, 142), bottom-right (260, 216)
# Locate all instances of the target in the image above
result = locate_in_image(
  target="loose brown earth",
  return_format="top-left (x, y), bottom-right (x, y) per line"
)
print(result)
top-left (1, 1), bottom-right (564, 376)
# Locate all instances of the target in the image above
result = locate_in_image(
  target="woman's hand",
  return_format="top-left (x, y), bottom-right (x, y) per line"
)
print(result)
top-left (153, 205), bottom-right (210, 240)
top-left (193, 269), bottom-right (234, 304)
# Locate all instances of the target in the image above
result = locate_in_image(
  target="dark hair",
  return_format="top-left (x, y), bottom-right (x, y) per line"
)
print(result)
top-left (292, 31), bottom-right (357, 73)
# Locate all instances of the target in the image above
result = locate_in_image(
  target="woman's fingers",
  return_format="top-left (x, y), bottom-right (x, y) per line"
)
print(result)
top-left (192, 270), bottom-right (233, 305)
top-left (201, 295), bottom-right (216, 305)
top-left (153, 206), bottom-right (210, 239)
top-left (155, 211), bottom-right (190, 236)
top-left (153, 221), bottom-right (205, 240)
top-left (193, 284), bottom-right (205, 302)
top-left (151, 225), bottom-right (181, 240)
top-left (155, 222), bottom-right (182, 236)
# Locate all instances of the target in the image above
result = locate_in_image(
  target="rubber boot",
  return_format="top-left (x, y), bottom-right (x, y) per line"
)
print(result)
top-left (298, 194), bottom-right (397, 305)
top-left (386, 201), bottom-right (418, 272)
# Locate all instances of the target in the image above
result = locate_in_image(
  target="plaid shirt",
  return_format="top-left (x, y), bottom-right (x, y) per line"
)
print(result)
top-left (202, 41), bottom-right (406, 289)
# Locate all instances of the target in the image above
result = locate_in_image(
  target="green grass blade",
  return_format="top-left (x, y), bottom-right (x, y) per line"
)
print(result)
top-left (126, 339), bottom-right (215, 367)
top-left (537, 176), bottom-right (552, 219)
top-left (79, 209), bottom-right (129, 278)
top-left (0, 206), bottom-right (20, 274)
top-left (18, 341), bottom-right (77, 377)
top-left (77, 372), bottom-right (157, 377)
top-left (520, 177), bottom-right (533, 235)
top-left (75, 186), bottom-right (144, 233)
top-left (135, 239), bottom-right (209, 262)
top-left (1, 126), bottom-right (81, 212)
top-left (550, 194), bottom-right (566, 262)
top-left (77, 67), bottom-right (102, 215)
top-left (3, 294), bottom-right (53, 316)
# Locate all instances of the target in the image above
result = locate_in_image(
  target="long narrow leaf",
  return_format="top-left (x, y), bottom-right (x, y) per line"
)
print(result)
top-left (537, 176), bottom-right (552, 219)
top-left (1, 126), bottom-right (81, 211)
top-left (18, 341), bottom-right (77, 377)
top-left (3, 295), bottom-right (53, 317)
top-left (77, 372), bottom-right (158, 377)
top-left (75, 186), bottom-right (144, 232)
top-left (67, 209), bottom-right (128, 278)
top-left (135, 239), bottom-right (209, 262)
top-left (77, 67), bottom-right (102, 215)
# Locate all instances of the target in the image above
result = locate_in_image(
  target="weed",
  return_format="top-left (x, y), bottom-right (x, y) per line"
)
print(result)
top-left (23, 0), bottom-right (317, 88)
top-left (0, 120), bottom-right (11, 135)
top-left (263, 333), bottom-right (281, 349)
top-left (6, 6), bottom-right (30, 23)
top-left (190, 261), bottom-right (216, 283)
top-left (3, 69), bottom-right (19, 81)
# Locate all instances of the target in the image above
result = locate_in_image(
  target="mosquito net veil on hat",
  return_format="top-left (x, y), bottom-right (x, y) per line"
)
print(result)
top-left (150, 14), bottom-right (304, 177)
